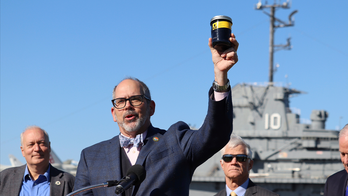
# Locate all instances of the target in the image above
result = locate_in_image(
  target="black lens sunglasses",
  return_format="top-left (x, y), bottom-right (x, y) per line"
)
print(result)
top-left (222, 154), bottom-right (249, 162)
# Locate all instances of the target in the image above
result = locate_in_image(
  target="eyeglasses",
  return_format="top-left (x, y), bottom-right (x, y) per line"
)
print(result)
top-left (222, 154), bottom-right (249, 162)
top-left (111, 95), bottom-right (150, 109)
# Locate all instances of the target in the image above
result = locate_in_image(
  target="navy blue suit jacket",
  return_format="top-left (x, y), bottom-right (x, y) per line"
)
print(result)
top-left (74, 88), bottom-right (233, 196)
top-left (324, 169), bottom-right (348, 196)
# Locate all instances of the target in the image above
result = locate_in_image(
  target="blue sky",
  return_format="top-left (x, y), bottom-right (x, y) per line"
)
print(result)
top-left (1, 0), bottom-right (347, 166)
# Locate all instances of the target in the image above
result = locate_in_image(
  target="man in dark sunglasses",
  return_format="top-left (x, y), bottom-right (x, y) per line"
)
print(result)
top-left (215, 134), bottom-right (279, 196)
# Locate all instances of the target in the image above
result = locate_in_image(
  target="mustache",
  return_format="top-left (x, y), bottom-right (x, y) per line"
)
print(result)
top-left (123, 110), bottom-right (139, 119)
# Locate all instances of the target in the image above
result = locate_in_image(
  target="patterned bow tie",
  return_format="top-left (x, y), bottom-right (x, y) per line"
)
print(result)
top-left (119, 134), bottom-right (143, 148)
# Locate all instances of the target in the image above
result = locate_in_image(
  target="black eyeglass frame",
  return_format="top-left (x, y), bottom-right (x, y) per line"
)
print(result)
top-left (222, 154), bottom-right (250, 163)
top-left (111, 95), bottom-right (151, 109)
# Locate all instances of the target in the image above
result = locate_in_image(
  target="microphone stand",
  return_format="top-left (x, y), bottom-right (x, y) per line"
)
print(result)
top-left (66, 180), bottom-right (119, 196)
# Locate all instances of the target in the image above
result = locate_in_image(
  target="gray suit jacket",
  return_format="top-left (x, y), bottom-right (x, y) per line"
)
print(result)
top-left (74, 88), bottom-right (233, 196)
top-left (214, 179), bottom-right (279, 196)
top-left (0, 164), bottom-right (75, 196)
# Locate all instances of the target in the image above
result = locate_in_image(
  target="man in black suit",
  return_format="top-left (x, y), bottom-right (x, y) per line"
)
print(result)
top-left (215, 134), bottom-right (279, 196)
top-left (0, 126), bottom-right (75, 196)
top-left (324, 124), bottom-right (348, 196)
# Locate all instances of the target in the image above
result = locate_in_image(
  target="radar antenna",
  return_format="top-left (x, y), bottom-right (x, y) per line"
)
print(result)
top-left (255, 0), bottom-right (298, 85)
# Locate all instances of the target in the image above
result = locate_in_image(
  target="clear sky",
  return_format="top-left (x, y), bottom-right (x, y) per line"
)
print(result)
top-left (1, 0), bottom-right (347, 166)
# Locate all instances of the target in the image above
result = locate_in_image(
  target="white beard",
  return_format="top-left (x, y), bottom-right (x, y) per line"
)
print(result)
top-left (118, 108), bottom-right (149, 133)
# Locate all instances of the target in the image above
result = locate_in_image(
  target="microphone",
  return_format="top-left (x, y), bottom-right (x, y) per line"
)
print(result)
top-left (115, 164), bottom-right (146, 194)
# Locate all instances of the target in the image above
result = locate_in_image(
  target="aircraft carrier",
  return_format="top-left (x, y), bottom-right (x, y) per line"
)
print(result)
top-left (189, 1), bottom-right (342, 196)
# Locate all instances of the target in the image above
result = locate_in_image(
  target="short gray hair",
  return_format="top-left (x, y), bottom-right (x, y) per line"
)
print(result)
top-left (112, 77), bottom-right (151, 100)
top-left (221, 134), bottom-right (253, 158)
top-left (20, 126), bottom-right (50, 146)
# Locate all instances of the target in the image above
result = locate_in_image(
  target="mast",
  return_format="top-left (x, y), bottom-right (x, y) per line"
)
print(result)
top-left (255, 0), bottom-right (297, 85)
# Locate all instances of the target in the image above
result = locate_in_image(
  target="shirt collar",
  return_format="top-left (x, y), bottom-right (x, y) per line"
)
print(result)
top-left (120, 130), bottom-right (147, 145)
top-left (23, 164), bottom-right (51, 182)
top-left (226, 178), bottom-right (249, 196)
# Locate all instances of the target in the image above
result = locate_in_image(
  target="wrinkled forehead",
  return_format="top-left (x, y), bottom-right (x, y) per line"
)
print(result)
top-left (224, 144), bottom-right (247, 155)
top-left (114, 79), bottom-right (142, 98)
top-left (339, 136), bottom-right (348, 151)
top-left (23, 128), bottom-right (48, 143)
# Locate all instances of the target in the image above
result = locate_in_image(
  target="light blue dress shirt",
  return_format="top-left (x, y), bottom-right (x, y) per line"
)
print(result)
top-left (226, 178), bottom-right (249, 196)
top-left (19, 165), bottom-right (51, 196)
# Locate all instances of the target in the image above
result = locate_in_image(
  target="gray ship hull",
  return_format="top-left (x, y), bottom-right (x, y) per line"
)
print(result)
top-left (189, 84), bottom-right (342, 196)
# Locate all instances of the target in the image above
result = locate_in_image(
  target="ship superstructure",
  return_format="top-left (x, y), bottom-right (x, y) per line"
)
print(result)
top-left (189, 1), bottom-right (342, 195)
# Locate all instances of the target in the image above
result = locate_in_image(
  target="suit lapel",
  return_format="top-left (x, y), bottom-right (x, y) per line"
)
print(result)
top-left (217, 189), bottom-right (226, 196)
top-left (136, 125), bottom-right (163, 165)
top-left (50, 165), bottom-right (63, 196)
top-left (106, 136), bottom-right (122, 180)
top-left (245, 179), bottom-right (257, 196)
top-left (342, 171), bottom-right (348, 195)
top-left (335, 170), bottom-right (348, 196)
top-left (12, 165), bottom-right (26, 196)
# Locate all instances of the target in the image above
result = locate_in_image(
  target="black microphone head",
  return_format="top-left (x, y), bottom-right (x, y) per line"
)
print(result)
top-left (126, 164), bottom-right (146, 185)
